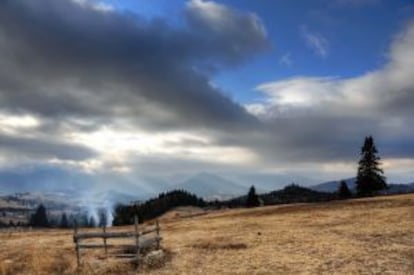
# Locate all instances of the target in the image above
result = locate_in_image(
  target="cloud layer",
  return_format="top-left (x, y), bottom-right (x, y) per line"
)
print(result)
top-left (246, 19), bottom-right (414, 179)
top-left (0, 0), bottom-right (413, 185)
top-left (0, 0), bottom-right (268, 168)
top-left (0, 0), bottom-right (267, 128)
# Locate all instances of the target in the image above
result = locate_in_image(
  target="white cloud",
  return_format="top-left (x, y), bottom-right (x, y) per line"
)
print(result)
top-left (279, 52), bottom-right (293, 67)
top-left (256, 76), bottom-right (340, 108)
top-left (71, 0), bottom-right (114, 12)
top-left (241, 20), bottom-right (414, 181)
top-left (0, 113), bottom-right (40, 133)
top-left (67, 126), bottom-right (258, 174)
top-left (187, 0), bottom-right (267, 37)
top-left (300, 26), bottom-right (329, 58)
top-left (253, 20), bottom-right (414, 118)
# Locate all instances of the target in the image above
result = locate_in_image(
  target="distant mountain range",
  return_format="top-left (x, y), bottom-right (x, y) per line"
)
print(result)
top-left (0, 170), bottom-right (311, 210)
top-left (0, 166), bottom-right (413, 211)
top-left (173, 173), bottom-right (247, 200)
top-left (309, 178), bottom-right (357, 193)
top-left (175, 174), bottom-right (414, 199)
top-left (309, 178), bottom-right (414, 194)
top-left (385, 183), bottom-right (414, 193)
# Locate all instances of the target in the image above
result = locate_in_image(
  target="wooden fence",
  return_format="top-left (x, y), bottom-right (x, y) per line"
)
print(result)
top-left (73, 216), bottom-right (161, 266)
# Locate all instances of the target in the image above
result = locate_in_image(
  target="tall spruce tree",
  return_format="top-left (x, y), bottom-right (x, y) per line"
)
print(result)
top-left (338, 180), bottom-right (352, 199)
top-left (356, 136), bottom-right (387, 196)
top-left (88, 216), bottom-right (96, 227)
top-left (30, 204), bottom-right (49, 227)
top-left (60, 213), bottom-right (69, 228)
top-left (246, 185), bottom-right (260, 207)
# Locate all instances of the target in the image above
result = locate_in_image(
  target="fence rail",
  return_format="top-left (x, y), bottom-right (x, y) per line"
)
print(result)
top-left (73, 216), bottom-right (161, 266)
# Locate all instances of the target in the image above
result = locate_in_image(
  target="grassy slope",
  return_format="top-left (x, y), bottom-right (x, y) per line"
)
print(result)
top-left (0, 194), bottom-right (413, 274)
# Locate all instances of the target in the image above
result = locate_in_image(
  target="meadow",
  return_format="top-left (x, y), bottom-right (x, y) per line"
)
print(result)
top-left (0, 194), bottom-right (413, 274)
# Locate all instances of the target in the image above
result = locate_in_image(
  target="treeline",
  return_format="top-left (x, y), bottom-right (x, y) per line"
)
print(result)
top-left (261, 184), bottom-right (336, 205)
top-left (1, 204), bottom-right (110, 229)
top-left (114, 190), bottom-right (206, 225)
top-left (0, 219), bottom-right (26, 228)
top-left (213, 184), bottom-right (336, 209)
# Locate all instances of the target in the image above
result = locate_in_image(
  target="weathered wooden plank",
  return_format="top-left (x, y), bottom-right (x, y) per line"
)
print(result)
top-left (103, 226), bottom-right (108, 256)
top-left (73, 217), bottom-right (162, 267)
top-left (74, 221), bottom-right (80, 266)
top-left (79, 244), bottom-right (113, 249)
top-left (113, 254), bottom-right (137, 258)
top-left (79, 244), bottom-right (137, 250)
top-left (134, 215), bottom-right (140, 267)
top-left (74, 225), bottom-right (158, 240)
top-left (141, 226), bottom-right (157, 235)
top-left (75, 231), bottom-right (137, 240)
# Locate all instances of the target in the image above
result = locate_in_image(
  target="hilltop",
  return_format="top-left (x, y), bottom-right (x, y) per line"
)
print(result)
top-left (0, 193), bottom-right (413, 274)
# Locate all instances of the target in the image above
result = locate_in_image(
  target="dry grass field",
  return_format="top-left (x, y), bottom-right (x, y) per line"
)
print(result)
top-left (0, 194), bottom-right (413, 274)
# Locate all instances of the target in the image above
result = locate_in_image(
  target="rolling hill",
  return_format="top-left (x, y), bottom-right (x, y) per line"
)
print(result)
top-left (309, 178), bottom-right (414, 194)
top-left (309, 178), bottom-right (356, 193)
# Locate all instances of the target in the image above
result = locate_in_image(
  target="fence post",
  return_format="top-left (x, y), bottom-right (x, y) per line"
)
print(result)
top-left (74, 220), bottom-right (80, 266)
top-left (156, 219), bottom-right (160, 250)
top-left (103, 225), bottom-right (108, 257)
top-left (72, 217), bottom-right (160, 265)
top-left (134, 215), bottom-right (140, 266)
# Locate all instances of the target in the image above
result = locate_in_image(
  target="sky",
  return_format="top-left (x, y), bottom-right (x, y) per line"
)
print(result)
top-left (0, 0), bottom-right (414, 192)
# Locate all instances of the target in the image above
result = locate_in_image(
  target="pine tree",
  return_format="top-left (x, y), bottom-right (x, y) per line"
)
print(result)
top-left (338, 180), bottom-right (352, 199)
top-left (60, 213), bottom-right (69, 228)
top-left (99, 212), bottom-right (107, 227)
top-left (246, 185), bottom-right (260, 207)
top-left (88, 216), bottom-right (96, 227)
top-left (30, 204), bottom-right (49, 227)
top-left (356, 136), bottom-right (387, 196)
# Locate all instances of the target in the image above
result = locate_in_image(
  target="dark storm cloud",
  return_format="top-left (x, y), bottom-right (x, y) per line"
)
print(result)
top-left (0, 133), bottom-right (97, 160)
top-left (1, 0), bottom-right (413, 181)
top-left (0, 0), bottom-right (267, 131)
top-left (212, 116), bottom-right (368, 164)
top-left (185, 0), bottom-right (269, 66)
top-left (379, 87), bottom-right (414, 117)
